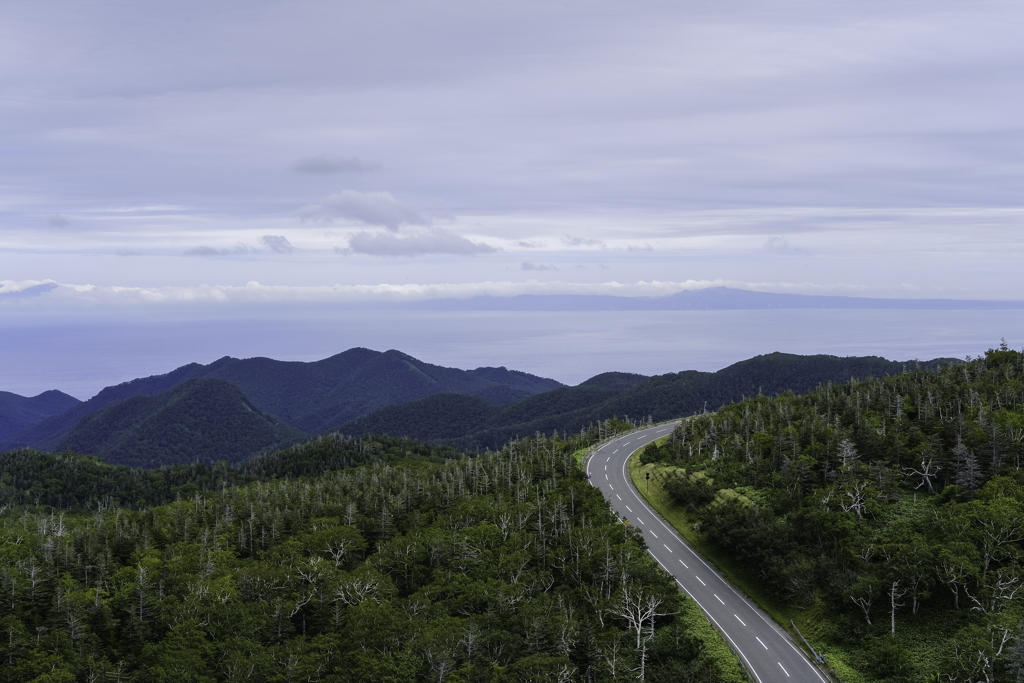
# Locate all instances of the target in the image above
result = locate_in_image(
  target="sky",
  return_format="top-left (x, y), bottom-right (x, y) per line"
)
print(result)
top-left (2, 0), bottom-right (1024, 395)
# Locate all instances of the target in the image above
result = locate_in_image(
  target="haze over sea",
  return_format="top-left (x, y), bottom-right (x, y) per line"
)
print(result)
top-left (4, 309), bottom-right (1021, 400)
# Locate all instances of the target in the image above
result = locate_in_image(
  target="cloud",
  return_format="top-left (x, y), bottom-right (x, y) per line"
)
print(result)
top-left (341, 228), bottom-right (497, 257)
top-left (115, 250), bottom-right (143, 257)
top-left (0, 282), bottom-right (58, 299)
top-left (48, 215), bottom-right (70, 228)
top-left (515, 240), bottom-right (543, 248)
top-left (260, 235), bottom-right (295, 253)
top-left (627, 243), bottom-right (653, 252)
top-left (562, 234), bottom-right (605, 248)
top-left (521, 261), bottom-right (558, 271)
top-left (183, 246), bottom-right (224, 257)
top-left (183, 244), bottom-right (257, 257)
top-left (765, 236), bottom-right (807, 254)
top-left (290, 155), bottom-right (382, 175)
top-left (300, 190), bottom-right (427, 231)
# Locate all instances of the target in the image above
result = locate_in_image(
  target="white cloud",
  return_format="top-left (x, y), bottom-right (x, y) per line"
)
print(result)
top-left (183, 244), bottom-right (257, 257)
top-left (300, 191), bottom-right (427, 232)
top-left (290, 155), bottom-right (381, 175)
top-left (562, 234), bottom-right (605, 248)
top-left (521, 261), bottom-right (558, 271)
top-left (183, 246), bottom-right (223, 257)
top-left (341, 228), bottom-right (497, 257)
top-left (260, 235), bottom-right (295, 253)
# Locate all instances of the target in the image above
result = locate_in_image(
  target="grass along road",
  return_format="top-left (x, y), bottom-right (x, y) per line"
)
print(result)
top-left (627, 454), bottom-right (866, 682)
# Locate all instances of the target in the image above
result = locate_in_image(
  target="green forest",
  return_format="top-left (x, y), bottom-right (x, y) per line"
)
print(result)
top-left (0, 425), bottom-right (743, 682)
top-left (638, 344), bottom-right (1024, 682)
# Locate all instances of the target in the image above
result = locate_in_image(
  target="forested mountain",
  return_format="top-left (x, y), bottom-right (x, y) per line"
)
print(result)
top-left (0, 430), bottom-right (743, 683)
top-left (0, 389), bottom-right (80, 442)
top-left (44, 379), bottom-right (306, 468)
top-left (1, 348), bottom-right (563, 452)
top-left (340, 353), bottom-right (959, 450)
top-left (636, 344), bottom-right (1024, 681)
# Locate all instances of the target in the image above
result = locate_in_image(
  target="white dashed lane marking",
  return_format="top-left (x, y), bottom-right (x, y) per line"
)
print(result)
top-left (756, 637), bottom-right (768, 650)
top-left (616, 494), bottom-right (622, 500)
top-left (695, 576), bottom-right (706, 586)
top-left (734, 614), bottom-right (746, 626)
top-left (679, 559), bottom-right (688, 569)
top-left (625, 505), bottom-right (632, 512)
top-left (714, 594), bottom-right (725, 605)
top-left (663, 544), bottom-right (672, 552)
top-left (778, 662), bottom-right (790, 678)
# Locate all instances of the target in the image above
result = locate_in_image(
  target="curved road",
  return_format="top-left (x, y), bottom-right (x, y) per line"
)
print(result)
top-left (586, 423), bottom-right (828, 683)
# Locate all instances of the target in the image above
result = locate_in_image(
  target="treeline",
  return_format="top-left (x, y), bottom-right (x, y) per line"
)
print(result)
top-left (341, 353), bottom-right (959, 451)
top-left (0, 432), bottom-right (742, 682)
top-left (639, 344), bottom-right (1024, 682)
top-left (0, 435), bottom-right (463, 511)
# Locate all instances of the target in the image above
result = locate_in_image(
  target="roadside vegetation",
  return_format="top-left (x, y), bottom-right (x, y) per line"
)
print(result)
top-left (633, 343), bottom-right (1024, 682)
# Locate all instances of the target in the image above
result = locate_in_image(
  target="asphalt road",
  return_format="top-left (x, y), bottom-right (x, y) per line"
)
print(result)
top-left (586, 423), bottom-right (829, 683)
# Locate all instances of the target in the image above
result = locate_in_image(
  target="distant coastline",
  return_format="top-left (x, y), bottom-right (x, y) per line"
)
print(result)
top-left (399, 286), bottom-right (1024, 311)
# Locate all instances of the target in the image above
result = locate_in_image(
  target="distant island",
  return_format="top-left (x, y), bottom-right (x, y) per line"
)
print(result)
top-left (397, 286), bottom-right (1024, 311)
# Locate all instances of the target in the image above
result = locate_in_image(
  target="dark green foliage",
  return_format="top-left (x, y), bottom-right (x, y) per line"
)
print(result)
top-left (0, 432), bottom-right (743, 682)
top-left (645, 345), bottom-right (1024, 681)
top-left (341, 352), bottom-right (959, 450)
top-left (46, 379), bottom-right (306, 467)
top-left (0, 435), bottom-right (461, 510)
top-left (0, 389), bottom-right (80, 442)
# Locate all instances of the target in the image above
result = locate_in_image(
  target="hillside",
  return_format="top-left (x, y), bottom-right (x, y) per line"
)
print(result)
top-left (0, 434), bottom-right (461, 510)
top-left (44, 378), bottom-right (306, 467)
top-left (0, 431), bottom-right (743, 683)
top-left (2, 348), bottom-right (563, 451)
top-left (635, 344), bottom-right (1024, 681)
top-left (0, 389), bottom-right (81, 441)
top-left (340, 353), bottom-right (960, 449)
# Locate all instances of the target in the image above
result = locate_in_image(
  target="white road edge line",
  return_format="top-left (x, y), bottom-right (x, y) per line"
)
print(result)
top-left (618, 424), bottom-right (828, 683)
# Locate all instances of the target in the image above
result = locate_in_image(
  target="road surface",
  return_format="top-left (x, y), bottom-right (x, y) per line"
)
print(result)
top-left (586, 423), bottom-right (829, 683)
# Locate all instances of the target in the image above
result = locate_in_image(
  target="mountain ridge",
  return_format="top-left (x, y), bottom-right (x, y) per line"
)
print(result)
top-left (338, 352), bottom-right (961, 449)
top-left (1, 348), bottom-right (564, 452)
top-left (0, 389), bottom-right (83, 442)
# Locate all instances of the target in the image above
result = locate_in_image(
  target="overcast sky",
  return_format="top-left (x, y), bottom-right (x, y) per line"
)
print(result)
top-left (2, 1), bottom-right (1024, 394)
top-left (2, 0), bottom-right (1023, 302)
